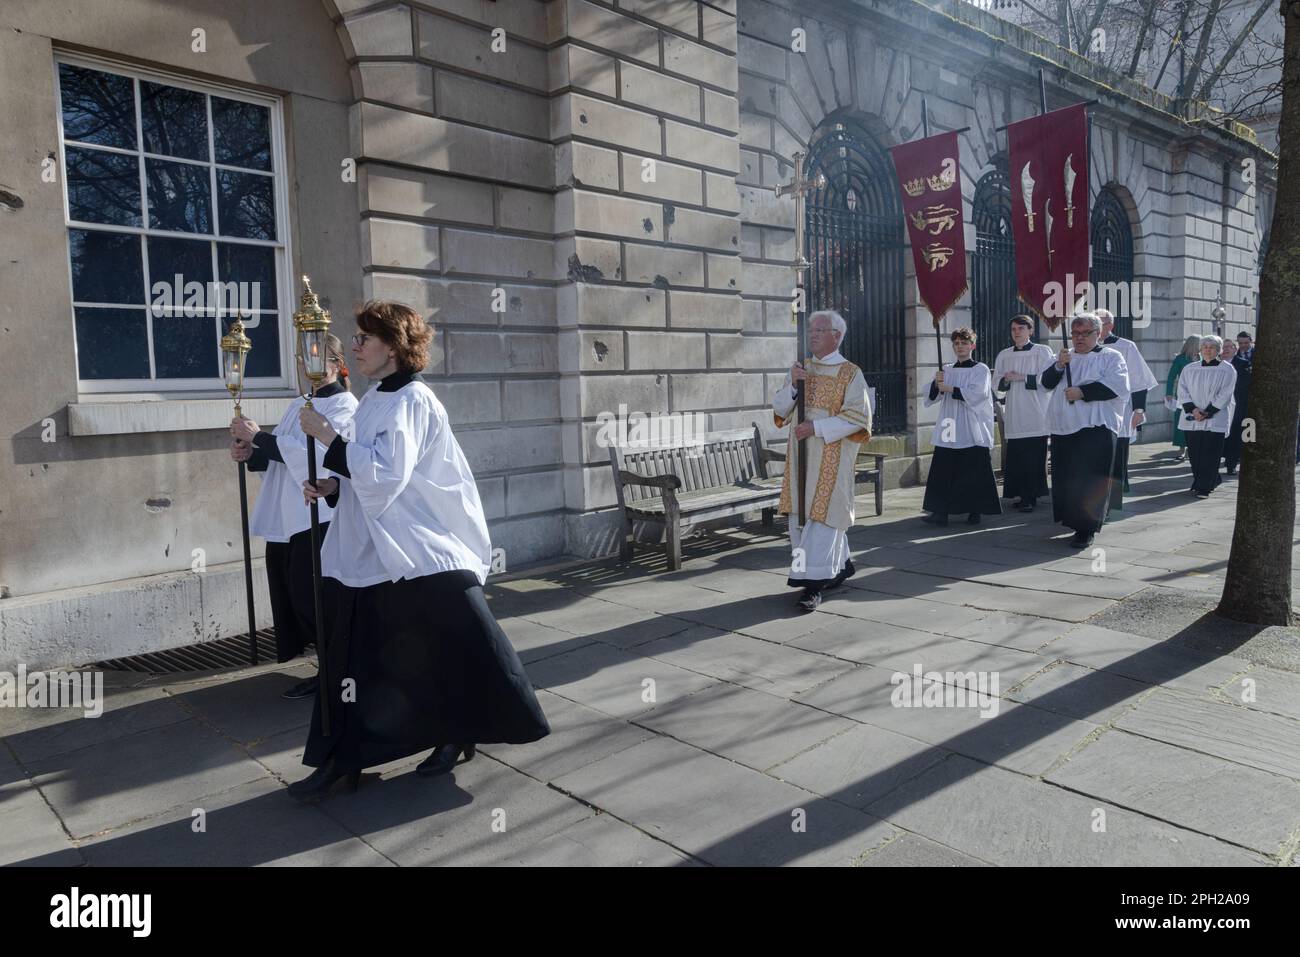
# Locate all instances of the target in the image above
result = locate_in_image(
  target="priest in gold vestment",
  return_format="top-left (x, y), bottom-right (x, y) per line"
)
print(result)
top-left (772, 310), bottom-right (872, 611)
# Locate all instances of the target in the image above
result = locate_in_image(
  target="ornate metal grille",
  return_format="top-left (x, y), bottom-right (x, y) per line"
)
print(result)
top-left (803, 119), bottom-right (908, 434)
top-left (970, 165), bottom-right (1040, 356)
top-left (1091, 188), bottom-right (1135, 339)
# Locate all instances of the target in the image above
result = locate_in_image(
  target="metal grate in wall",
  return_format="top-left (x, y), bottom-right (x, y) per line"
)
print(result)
top-left (95, 629), bottom-right (281, 674)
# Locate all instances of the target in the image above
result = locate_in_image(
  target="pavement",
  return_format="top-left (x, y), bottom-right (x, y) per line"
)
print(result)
top-left (4, 445), bottom-right (1300, 867)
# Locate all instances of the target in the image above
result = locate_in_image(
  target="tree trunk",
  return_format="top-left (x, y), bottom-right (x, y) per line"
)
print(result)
top-left (1217, 1), bottom-right (1299, 626)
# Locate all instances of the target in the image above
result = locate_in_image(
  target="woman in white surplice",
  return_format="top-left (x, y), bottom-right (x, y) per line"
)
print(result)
top-left (288, 301), bottom-right (549, 800)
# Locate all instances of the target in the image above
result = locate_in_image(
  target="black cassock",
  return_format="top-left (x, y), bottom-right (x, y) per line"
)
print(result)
top-left (1001, 436), bottom-right (1049, 503)
top-left (923, 446), bottom-right (1003, 516)
top-left (1049, 427), bottom-right (1116, 534)
top-left (303, 569), bottom-right (550, 771)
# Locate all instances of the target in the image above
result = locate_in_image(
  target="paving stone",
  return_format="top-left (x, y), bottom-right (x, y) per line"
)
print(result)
top-left (322, 754), bottom-right (592, 866)
top-left (1007, 660), bottom-right (1151, 723)
top-left (638, 627), bottom-right (854, 698)
top-left (26, 719), bottom-right (270, 838)
top-left (1040, 624), bottom-right (1251, 694)
top-left (496, 616), bottom-right (595, 663)
top-left (1046, 730), bottom-right (1300, 855)
top-left (1116, 690), bottom-right (1300, 780)
top-left (493, 812), bottom-right (698, 866)
top-left (860, 832), bottom-right (990, 867)
top-left (636, 683), bottom-right (853, 771)
top-left (862, 634), bottom-right (1051, 691)
top-left (945, 611), bottom-right (1074, 652)
top-left (168, 671), bottom-right (314, 746)
top-left (525, 641), bottom-right (721, 719)
top-left (553, 736), bottom-right (897, 866)
top-left (768, 723), bottom-right (948, 809)
top-left (482, 691), bottom-right (655, 782)
top-left (3, 689), bottom-right (191, 765)
top-left (795, 664), bottom-right (1098, 776)
top-left (0, 783), bottom-right (82, 866)
top-left (788, 617), bottom-right (949, 663)
top-left (518, 598), bottom-right (693, 647)
top-left (78, 777), bottom-right (393, 867)
top-left (1218, 666), bottom-right (1300, 722)
top-left (866, 755), bottom-right (1265, 866)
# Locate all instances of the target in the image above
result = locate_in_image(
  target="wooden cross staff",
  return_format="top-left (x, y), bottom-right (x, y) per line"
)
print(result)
top-left (773, 151), bottom-right (825, 525)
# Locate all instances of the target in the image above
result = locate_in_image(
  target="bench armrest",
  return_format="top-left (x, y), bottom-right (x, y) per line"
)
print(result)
top-left (758, 447), bottom-right (786, 463)
top-left (618, 469), bottom-right (682, 491)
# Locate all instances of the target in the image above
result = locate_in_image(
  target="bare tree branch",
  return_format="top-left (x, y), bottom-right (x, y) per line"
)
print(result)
top-left (1181, 0), bottom-right (1224, 97)
top-left (1195, 0), bottom-right (1277, 100)
top-left (1127, 0), bottom-right (1159, 76)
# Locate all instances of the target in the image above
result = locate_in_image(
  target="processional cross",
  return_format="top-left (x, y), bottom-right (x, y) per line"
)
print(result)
top-left (773, 152), bottom-right (826, 525)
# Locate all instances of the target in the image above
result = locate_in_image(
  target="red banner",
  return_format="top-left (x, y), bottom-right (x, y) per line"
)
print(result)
top-left (1007, 103), bottom-right (1090, 330)
top-left (889, 131), bottom-right (967, 326)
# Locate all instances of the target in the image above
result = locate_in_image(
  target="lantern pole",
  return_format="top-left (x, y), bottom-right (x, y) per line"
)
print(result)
top-left (220, 320), bottom-right (259, 666)
top-left (293, 276), bottom-right (333, 736)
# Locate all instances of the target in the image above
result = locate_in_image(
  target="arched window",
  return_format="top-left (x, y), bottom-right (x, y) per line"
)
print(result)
top-left (971, 161), bottom-right (1036, 355)
top-left (1090, 188), bottom-right (1136, 339)
top-left (803, 118), bottom-right (908, 433)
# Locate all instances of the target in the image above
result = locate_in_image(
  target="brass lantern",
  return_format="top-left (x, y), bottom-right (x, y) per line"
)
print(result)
top-left (293, 275), bottom-right (332, 394)
top-left (219, 318), bottom-right (253, 415)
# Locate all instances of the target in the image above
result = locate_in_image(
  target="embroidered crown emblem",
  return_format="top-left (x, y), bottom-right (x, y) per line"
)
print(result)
top-left (903, 177), bottom-right (927, 198)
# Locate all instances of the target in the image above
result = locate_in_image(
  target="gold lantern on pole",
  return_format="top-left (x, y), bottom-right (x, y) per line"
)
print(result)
top-left (293, 275), bottom-right (334, 733)
top-left (220, 317), bottom-right (259, 665)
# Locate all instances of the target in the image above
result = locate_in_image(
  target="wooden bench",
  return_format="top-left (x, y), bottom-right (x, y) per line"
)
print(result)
top-left (610, 423), bottom-right (885, 571)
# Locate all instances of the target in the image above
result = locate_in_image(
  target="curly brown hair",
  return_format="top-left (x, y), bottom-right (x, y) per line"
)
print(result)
top-left (950, 326), bottom-right (976, 344)
top-left (354, 300), bottom-right (432, 374)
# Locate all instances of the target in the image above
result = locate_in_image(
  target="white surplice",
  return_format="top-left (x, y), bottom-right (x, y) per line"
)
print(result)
top-left (924, 361), bottom-right (996, 449)
top-left (321, 378), bottom-right (493, 588)
top-left (993, 343), bottom-right (1057, 439)
top-left (249, 390), bottom-right (358, 542)
top-left (1043, 346), bottom-right (1130, 436)
top-left (1176, 360), bottom-right (1237, 434)
top-left (1103, 335), bottom-right (1159, 439)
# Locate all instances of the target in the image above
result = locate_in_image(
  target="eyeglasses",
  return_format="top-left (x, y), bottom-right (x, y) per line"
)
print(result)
top-left (351, 333), bottom-right (373, 347)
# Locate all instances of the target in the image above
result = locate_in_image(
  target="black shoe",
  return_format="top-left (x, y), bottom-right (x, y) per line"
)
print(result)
top-left (825, 558), bottom-right (856, 590)
top-left (287, 758), bottom-right (360, 802)
top-left (1067, 531), bottom-right (1093, 548)
top-left (797, 589), bottom-right (822, 612)
top-left (967, 513), bottom-right (980, 525)
top-left (416, 743), bottom-right (477, 777)
top-left (282, 675), bottom-right (319, 700)
top-left (921, 513), bottom-right (948, 526)
top-left (1018, 500), bottom-right (1036, 513)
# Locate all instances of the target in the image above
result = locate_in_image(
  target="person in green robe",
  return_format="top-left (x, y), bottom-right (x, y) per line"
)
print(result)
top-left (1165, 335), bottom-right (1201, 461)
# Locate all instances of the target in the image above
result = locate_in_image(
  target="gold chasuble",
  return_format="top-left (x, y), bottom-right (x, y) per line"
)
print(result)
top-left (774, 356), bottom-right (872, 529)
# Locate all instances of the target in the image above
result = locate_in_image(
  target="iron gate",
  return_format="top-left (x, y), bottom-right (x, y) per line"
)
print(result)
top-left (1091, 188), bottom-right (1135, 339)
top-left (970, 165), bottom-right (1040, 357)
top-left (803, 119), bottom-right (908, 434)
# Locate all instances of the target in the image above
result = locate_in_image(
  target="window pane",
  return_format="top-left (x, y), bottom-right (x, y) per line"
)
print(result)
top-left (67, 146), bottom-right (141, 226)
top-left (147, 236), bottom-right (213, 314)
top-left (212, 97), bottom-right (271, 171)
top-left (74, 307), bottom-right (150, 379)
top-left (140, 81), bottom-right (208, 161)
top-left (145, 158), bottom-right (212, 233)
top-left (217, 243), bottom-right (276, 313)
top-left (69, 229), bottom-right (144, 304)
top-left (225, 314), bottom-right (280, 378)
top-left (216, 169), bottom-right (275, 240)
top-left (154, 312), bottom-right (219, 378)
top-left (59, 64), bottom-right (136, 150)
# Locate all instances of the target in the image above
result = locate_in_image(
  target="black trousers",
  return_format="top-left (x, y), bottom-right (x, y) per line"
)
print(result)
top-left (1002, 436), bottom-right (1049, 503)
top-left (1223, 407), bottom-right (1247, 471)
top-left (265, 523), bottom-right (329, 663)
top-left (1050, 427), bottom-right (1116, 534)
top-left (1187, 431), bottom-right (1225, 495)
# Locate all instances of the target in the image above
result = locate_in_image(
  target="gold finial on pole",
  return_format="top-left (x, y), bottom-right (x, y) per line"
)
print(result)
top-left (219, 318), bottom-right (253, 416)
top-left (293, 275), bottom-right (333, 408)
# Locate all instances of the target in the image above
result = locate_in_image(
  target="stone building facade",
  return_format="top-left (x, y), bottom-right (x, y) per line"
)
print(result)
top-left (0, 0), bottom-right (1275, 667)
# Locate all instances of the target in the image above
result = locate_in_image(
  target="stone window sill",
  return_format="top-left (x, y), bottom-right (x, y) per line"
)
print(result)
top-left (67, 395), bottom-right (298, 436)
